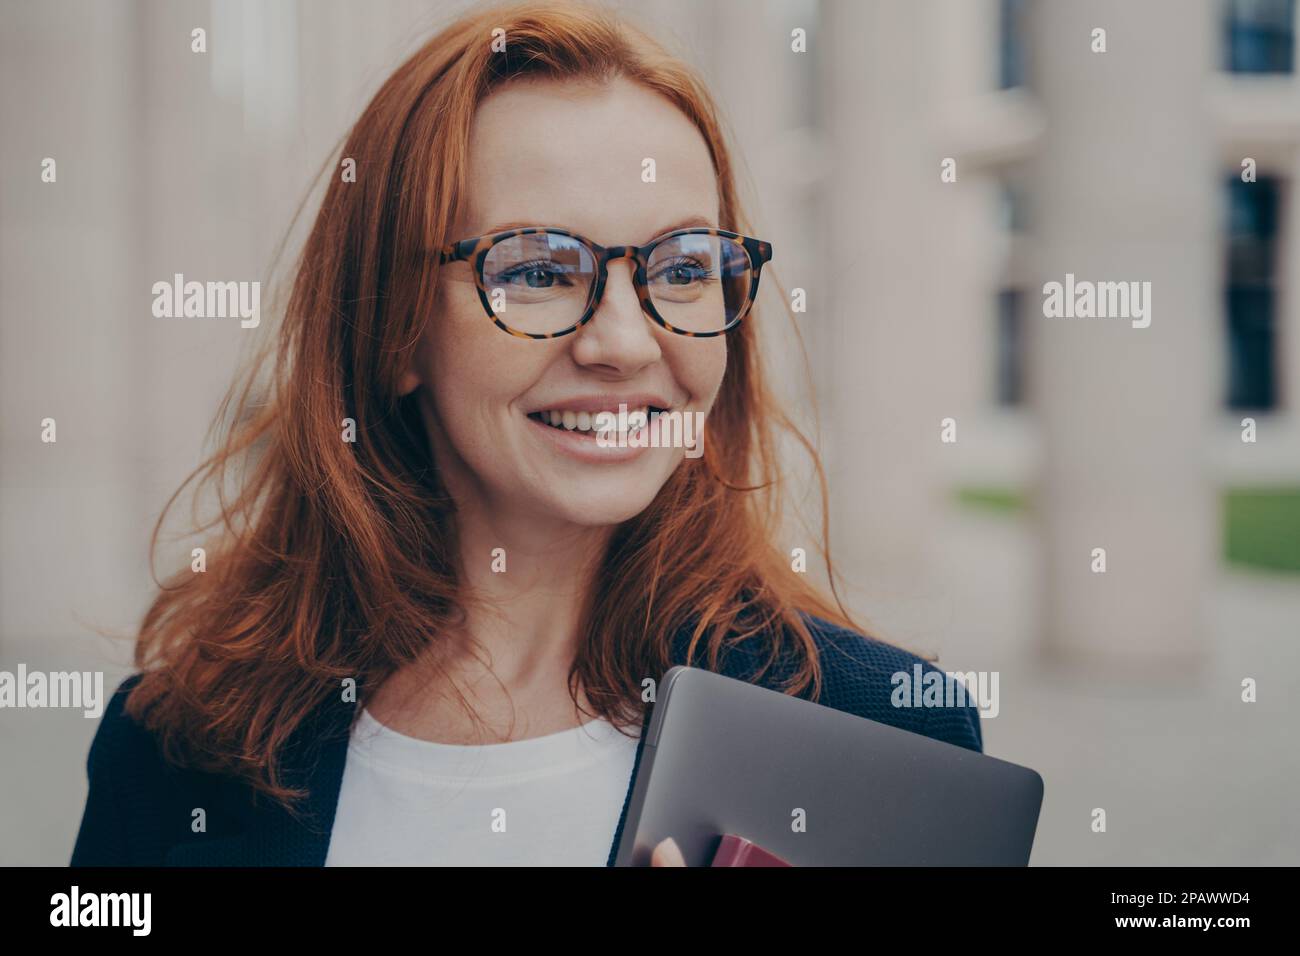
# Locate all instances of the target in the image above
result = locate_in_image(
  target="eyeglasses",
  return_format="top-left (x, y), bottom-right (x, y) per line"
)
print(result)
top-left (438, 227), bottom-right (773, 339)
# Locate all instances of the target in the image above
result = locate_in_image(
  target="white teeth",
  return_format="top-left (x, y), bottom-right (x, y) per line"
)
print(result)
top-left (535, 405), bottom-right (657, 433)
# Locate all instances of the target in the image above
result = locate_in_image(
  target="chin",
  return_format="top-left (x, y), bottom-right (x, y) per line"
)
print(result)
top-left (531, 466), bottom-right (676, 528)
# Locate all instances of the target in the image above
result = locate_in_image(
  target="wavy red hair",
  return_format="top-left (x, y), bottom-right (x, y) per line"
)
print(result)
top-left (127, 0), bottom-right (868, 812)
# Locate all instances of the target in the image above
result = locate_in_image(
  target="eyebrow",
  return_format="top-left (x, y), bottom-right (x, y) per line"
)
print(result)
top-left (476, 215), bottom-right (717, 241)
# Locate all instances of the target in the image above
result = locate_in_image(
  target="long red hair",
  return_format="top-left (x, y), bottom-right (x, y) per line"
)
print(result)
top-left (127, 0), bottom-right (867, 812)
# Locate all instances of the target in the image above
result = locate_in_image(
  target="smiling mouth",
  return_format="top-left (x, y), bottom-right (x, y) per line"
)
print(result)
top-left (526, 405), bottom-right (666, 436)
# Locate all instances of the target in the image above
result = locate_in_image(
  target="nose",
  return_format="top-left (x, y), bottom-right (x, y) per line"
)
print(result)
top-left (570, 255), bottom-right (661, 374)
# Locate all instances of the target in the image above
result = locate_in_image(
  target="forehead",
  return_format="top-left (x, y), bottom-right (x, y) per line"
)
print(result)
top-left (460, 76), bottom-right (721, 245)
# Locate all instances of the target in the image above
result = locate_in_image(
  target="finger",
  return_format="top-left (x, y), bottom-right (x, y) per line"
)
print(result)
top-left (651, 837), bottom-right (687, 867)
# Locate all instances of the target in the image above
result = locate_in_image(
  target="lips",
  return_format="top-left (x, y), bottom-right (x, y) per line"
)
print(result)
top-left (524, 406), bottom-right (660, 463)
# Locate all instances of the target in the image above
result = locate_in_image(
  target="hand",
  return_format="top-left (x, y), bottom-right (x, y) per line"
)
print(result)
top-left (650, 837), bottom-right (687, 867)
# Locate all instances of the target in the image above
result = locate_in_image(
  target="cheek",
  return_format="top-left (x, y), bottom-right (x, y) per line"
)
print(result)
top-left (676, 336), bottom-right (728, 407)
top-left (420, 286), bottom-right (516, 438)
top-left (422, 287), bottom-right (554, 455)
top-left (428, 340), bottom-right (521, 442)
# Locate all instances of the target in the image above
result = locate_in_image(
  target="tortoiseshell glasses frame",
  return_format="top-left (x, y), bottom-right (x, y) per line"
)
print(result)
top-left (437, 226), bottom-right (774, 339)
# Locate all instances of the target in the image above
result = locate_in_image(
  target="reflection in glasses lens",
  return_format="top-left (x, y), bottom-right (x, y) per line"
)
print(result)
top-left (646, 233), bottom-right (752, 333)
top-left (482, 233), bottom-right (595, 335)
top-left (480, 232), bottom-right (753, 336)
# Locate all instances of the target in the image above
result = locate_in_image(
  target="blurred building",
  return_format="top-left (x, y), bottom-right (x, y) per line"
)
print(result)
top-left (815, 0), bottom-right (1299, 672)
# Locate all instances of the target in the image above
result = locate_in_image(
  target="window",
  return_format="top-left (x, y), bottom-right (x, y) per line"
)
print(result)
top-left (1224, 175), bottom-right (1282, 410)
top-left (1224, 0), bottom-right (1295, 73)
top-left (999, 0), bottom-right (1029, 90)
top-left (996, 289), bottom-right (1026, 406)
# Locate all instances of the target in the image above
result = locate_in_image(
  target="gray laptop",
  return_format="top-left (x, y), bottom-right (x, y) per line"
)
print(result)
top-left (614, 666), bottom-right (1044, 866)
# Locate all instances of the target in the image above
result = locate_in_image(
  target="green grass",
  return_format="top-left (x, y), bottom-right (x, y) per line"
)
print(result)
top-left (1223, 487), bottom-right (1300, 573)
top-left (954, 485), bottom-right (1300, 574)
top-left (954, 486), bottom-right (1026, 514)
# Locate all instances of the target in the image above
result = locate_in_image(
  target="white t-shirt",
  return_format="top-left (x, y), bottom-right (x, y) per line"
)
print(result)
top-left (324, 706), bottom-right (642, 866)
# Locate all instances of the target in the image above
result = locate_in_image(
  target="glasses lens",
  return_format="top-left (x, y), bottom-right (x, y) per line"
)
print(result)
top-left (482, 233), bottom-right (596, 335)
top-left (646, 233), bottom-right (753, 333)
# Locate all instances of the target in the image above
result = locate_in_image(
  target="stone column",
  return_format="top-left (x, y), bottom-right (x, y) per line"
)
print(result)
top-left (1026, 0), bottom-right (1217, 674)
top-left (820, 0), bottom-right (952, 640)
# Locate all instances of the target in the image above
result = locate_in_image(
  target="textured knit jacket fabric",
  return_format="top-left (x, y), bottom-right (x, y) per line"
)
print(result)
top-left (70, 614), bottom-right (983, 866)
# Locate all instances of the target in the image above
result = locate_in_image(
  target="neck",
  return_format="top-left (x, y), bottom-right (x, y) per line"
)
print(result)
top-left (451, 493), bottom-right (613, 682)
top-left (370, 402), bottom-right (620, 740)
top-left (368, 455), bottom-right (615, 741)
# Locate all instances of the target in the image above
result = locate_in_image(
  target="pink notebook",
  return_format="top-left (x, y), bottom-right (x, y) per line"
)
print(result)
top-left (710, 834), bottom-right (793, 867)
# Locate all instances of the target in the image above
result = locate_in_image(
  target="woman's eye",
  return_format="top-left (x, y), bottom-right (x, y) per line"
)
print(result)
top-left (651, 257), bottom-right (714, 285)
top-left (494, 261), bottom-right (571, 288)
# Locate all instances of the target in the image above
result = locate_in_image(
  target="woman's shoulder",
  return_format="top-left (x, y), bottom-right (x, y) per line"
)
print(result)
top-left (701, 613), bottom-right (985, 755)
top-left (72, 673), bottom-right (235, 865)
top-left (72, 673), bottom-right (159, 865)
top-left (84, 673), bottom-right (150, 769)
top-left (78, 673), bottom-right (193, 805)
top-left (82, 673), bottom-right (278, 792)
top-left (800, 614), bottom-right (984, 753)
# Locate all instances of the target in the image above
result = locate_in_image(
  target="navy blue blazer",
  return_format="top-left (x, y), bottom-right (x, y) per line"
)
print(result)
top-left (70, 615), bottom-right (983, 866)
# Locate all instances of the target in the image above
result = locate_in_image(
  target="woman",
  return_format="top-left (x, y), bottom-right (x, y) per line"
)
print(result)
top-left (71, 0), bottom-right (981, 867)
